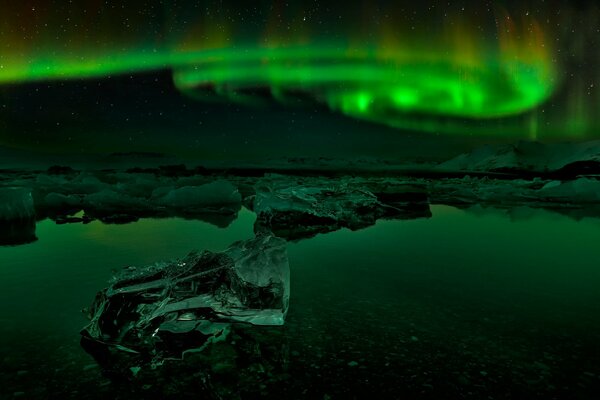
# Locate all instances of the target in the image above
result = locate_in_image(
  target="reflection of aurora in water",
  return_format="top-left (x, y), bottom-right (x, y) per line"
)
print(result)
top-left (2, 1), bottom-right (598, 140)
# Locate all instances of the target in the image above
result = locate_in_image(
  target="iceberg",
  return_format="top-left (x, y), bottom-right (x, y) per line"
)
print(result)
top-left (252, 179), bottom-right (431, 240)
top-left (81, 234), bottom-right (289, 365)
top-left (26, 174), bottom-right (243, 227)
top-left (156, 180), bottom-right (241, 210)
top-left (0, 187), bottom-right (37, 246)
top-left (0, 187), bottom-right (35, 221)
top-left (539, 178), bottom-right (600, 203)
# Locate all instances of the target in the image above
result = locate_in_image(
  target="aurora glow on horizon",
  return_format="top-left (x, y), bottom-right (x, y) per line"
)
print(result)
top-left (0, 1), bottom-right (598, 144)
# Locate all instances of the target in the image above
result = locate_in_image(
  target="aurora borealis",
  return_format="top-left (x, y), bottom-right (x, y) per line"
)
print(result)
top-left (0, 1), bottom-right (599, 156)
top-left (2, 4), bottom-right (600, 399)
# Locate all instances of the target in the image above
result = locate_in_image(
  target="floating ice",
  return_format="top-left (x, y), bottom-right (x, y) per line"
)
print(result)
top-left (539, 178), bottom-right (600, 203)
top-left (81, 234), bottom-right (289, 364)
top-left (26, 175), bottom-right (243, 226)
top-left (253, 179), bottom-right (430, 239)
top-left (156, 180), bottom-right (242, 210)
top-left (0, 187), bottom-right (37, 246)
top-left (0, 187), bottom-right (35, 221)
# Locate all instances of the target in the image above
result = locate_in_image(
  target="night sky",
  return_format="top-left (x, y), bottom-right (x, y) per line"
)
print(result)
top-left (0, 1), bottom-right (598, 161)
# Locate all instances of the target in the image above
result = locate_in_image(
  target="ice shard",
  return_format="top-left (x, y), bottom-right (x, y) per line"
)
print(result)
top-left (81, 234), bottom-right (289, 365)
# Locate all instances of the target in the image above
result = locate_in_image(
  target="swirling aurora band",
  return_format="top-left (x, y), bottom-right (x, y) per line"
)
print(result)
top-left (0, 45), bottom-right (555, 135)
top-left (0, 3), bottom-right (559, 137)
top-left (172, 46), bottom-right (554, 122)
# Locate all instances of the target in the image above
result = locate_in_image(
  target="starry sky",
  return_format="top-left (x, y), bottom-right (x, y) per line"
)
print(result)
top-left (0, 1), bottom-right (598, 162)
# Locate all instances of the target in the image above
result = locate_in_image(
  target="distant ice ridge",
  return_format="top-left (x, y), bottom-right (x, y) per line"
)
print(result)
top-left (438, 140), bottom-right (600, 174)
top-left (81, 234), bottom-right (289, 364)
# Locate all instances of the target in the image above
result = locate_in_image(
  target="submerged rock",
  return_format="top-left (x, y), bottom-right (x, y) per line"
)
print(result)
top-left (81, 234), bottom-right (289, 368)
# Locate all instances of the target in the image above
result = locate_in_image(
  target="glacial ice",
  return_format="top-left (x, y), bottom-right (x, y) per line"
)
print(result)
top-left (252, 177), bottom-right (431, 239)
top-left (85, 189), bottom-right (153, 216)
top-left (538, 178), bottom-right (600, 203)
top-left (156, 180), bottom-right (242, 210)
top-left (2, 153), bottom-right (600, 237)
top-left (24, 173), bottom-right (244, 226)
top-left (438, 140), bottom-right (600, 175)
top-left (426, 175), bottom-right (600, 208)
top-left (0, 187), bottom-right (37, 246)
top-left (0, 187), bottom-right (35, 221)
top-left (81, 234), bottom-right (289, 363)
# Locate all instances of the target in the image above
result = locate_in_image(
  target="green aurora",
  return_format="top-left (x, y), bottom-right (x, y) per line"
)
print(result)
top-left (0, 34), bottom-right (555, 138)
top-left (0, 1), bottom-right (598, 141)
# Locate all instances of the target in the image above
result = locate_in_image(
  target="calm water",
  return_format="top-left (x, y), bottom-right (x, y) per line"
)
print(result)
top-left (1, 206), bottom-right (599, 399)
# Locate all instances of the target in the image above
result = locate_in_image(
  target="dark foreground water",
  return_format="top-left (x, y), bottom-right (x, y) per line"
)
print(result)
top-left (1, 205), bottom-right (599, 399)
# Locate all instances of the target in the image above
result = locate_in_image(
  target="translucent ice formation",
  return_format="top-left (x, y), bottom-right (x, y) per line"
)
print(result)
top-left (81, 234), bottom-right (289, 363)
top-left (252, 178), bottom-right (431, 239)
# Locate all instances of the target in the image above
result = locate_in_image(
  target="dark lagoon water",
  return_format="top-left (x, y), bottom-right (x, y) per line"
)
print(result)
top-left (1, 205), bottom-right (600, 399)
